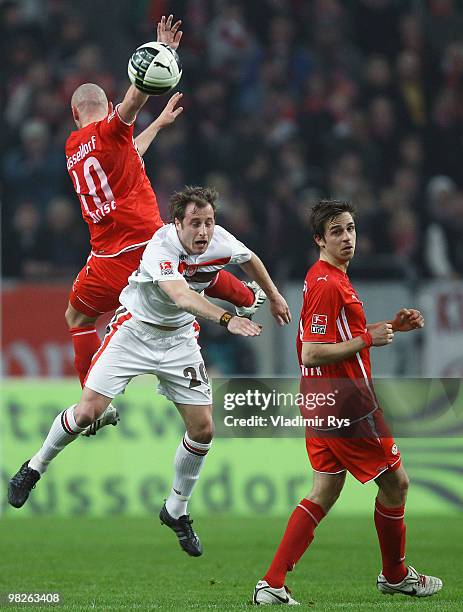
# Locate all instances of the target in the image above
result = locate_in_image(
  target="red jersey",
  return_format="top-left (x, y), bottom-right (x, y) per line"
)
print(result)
top-left (297, 259), bottom-right (378, 422)
top-left (66, 105), bottom-right (163, 257)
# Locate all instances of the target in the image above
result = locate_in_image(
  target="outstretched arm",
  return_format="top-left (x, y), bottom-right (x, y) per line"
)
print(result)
top-left (117, 85), bottom-right (149, 126)
top-left (134, 92), bottom-right (183, 156)
top-left (240, 253), bottom-right (291, 326)
top-left (160, 278), bottom-right (262, 337)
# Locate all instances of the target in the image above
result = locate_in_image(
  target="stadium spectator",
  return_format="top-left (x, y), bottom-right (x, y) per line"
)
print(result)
top-left (3, 119), bottom-right (65, 210)
top-left (2, 201), bottom-right (48, 279)
top-left (425, 176), bottom-right (462, 277)
top-left (41, 197), bottom-right (88, 278)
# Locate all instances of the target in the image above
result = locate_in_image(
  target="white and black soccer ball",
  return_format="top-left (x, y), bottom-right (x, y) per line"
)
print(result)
top-left (127, 42), bottom-right (182, 95)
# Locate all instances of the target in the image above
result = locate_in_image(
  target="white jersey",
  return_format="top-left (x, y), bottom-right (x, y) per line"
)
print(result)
top-left (119, 223), bottom-right (253, 326)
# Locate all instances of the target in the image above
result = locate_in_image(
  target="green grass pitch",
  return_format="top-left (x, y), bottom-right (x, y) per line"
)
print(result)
top-left (0, 516), bottom-right (460, 610)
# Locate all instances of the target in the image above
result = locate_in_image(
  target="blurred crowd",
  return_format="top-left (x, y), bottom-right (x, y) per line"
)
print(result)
top-left (2, 0), bottom-right (463, 287)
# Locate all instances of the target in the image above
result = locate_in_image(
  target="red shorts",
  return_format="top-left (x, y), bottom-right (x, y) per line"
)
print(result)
top-left (69, 248), bottom-right (144, 318)
top-left (306, 410), bottom-right (401, 484)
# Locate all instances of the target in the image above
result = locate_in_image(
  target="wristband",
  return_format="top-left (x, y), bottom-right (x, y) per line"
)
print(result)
top-left (219, 312), bottom-right (233, 328)
top-left (360, 331), bottom-right (373, 348)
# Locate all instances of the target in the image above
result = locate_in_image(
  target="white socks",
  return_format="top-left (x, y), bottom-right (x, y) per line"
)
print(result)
top-left (165, 432), bottom-right (211, 519)
top-left (29, 405), bottom-right (85, 475)
top-left (28, 413), bottom-right (212, 521)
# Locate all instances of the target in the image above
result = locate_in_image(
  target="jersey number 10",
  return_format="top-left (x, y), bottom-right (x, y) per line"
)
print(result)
top-left (71, 156), bottom-right (115, 220)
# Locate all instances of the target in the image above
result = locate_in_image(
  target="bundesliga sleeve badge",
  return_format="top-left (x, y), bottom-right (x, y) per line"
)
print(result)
top-left (160, 261), bottom-right (174, 275)
top-left (311, 314), bottom-right (328, 335)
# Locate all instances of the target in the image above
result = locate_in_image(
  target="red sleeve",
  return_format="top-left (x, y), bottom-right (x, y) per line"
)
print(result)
top-left (97, 104), bottom-right (134, 146)
top-left (302, 280), bottom-right (343, 343)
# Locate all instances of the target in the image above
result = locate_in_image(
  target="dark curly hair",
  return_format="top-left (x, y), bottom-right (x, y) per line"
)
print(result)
top-left (169, 186), bottom-right (218, 222)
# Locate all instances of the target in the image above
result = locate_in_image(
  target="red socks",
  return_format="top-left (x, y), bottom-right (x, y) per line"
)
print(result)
top-left (204, 269), bottom-right (254, 307)
top-left (262, 497), bottom-right (407, 588)
top-left (374, 499), bottom-right (407, 584)
top-left (69, 326), bottom-right (101, 387)
top-left (262, 497), bottom-right (406, 588)
top-left (264, 499), bottom-right (325, 588)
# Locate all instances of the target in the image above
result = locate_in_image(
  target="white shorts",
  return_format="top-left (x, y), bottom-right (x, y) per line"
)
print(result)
top-left (84, 312), bottom-right (212, 405)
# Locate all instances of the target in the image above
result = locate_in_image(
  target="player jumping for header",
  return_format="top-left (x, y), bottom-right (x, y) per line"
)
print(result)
top-left (9, 186), bottom-right (291, 558)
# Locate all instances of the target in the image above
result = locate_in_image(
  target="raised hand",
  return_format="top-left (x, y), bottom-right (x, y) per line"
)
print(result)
top-left (155, 92), bottom-right (184, 129)
top-left (392, 308), bottom-right (424, 332)
top-left (157, 14), bottom-right (183, 50)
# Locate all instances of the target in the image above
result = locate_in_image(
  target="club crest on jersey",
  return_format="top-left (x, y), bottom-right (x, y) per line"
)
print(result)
top-left (185, 265), bottom-right (197, 277)
top-left (160, 261), bottom-right (174, 275)
top-left (311, 313), bottom-right (327, 334)
top-left (178, 261), bottom-right (196, 277)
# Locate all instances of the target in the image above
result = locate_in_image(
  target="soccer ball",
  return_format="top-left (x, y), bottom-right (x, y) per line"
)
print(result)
top-left (127, 42), bottom-right (182, 95)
